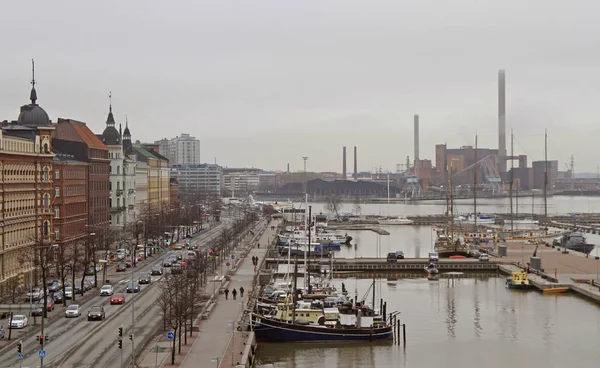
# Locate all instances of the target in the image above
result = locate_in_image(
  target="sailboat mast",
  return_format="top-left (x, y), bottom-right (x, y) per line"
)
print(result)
top-left (474, 134), bottom-right (478, 231)
top-left (387, 172), bottom-right (390, 216)
top-left (304, 193), bottom-right (308, 288)
top-left (307, 205), bottom-right (312, 290)
top-left (449, 167), bottom-right (454, 243)
top-left (544, 129), bottom-right (548, 219)
top-left (509, 129), bottom-right (514, 232)
top-left (532, 192), bottom-right (535, 216)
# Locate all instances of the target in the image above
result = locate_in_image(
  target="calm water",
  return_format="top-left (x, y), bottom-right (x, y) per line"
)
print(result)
top-left (256, 277), bottom-right (600, 367)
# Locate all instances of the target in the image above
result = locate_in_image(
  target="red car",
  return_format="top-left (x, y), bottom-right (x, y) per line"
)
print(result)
top-left (110, 293), bottom-right (125, 305)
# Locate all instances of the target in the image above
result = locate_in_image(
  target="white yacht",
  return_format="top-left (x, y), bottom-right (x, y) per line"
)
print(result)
top-left (377, 217), bottom-right (413, 225)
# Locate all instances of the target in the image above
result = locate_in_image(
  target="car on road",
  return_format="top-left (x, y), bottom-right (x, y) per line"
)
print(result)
top-left (31, 304), bottom-right (44, 317)
top-left (176, 254), bottom-right (183, 261)
top-left (162, 258), bottom-right (172, 267)
top-left (110, 293), bottom-right (125, 305)
top-left (45, 297), bottom-right (55, 311)
top-left (386, 253), bottom-right (398, 262)
top-left (10, 315), bottom-right (28, 329)
top-left (100, 285), bottom-right (114, 296)
top-left (126, 282), bottom-right (141, 293)
top-left (125, 258), bottom-right (133, 267)
top-left (428, 252), bottom-right (439, 262)
top-left (65, 304), bottom-right (81, 318)
top-left (171, 263), bottom-right (183, 274)
top-left (173, 243), bottom-right (183, 250)
top-left (53, 290), bottom-right (64, 303)
top-left (116, 262), bottom-right (127, 272)
top-left (87, 306), bottom-right (105, 321)
top-left (150, 266), bottom-right (163, 276)
top-left (479, 253), bottom-right (490, 262)
top-left (138, 273), bottom-right (151, 284)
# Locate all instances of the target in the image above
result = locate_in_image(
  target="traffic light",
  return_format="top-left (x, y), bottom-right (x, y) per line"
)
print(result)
top-left (118, 339), bottom-right (122, 349)
top-left (118, 327), bottom-right (123, 338)
top-left (129, 334), bottom-right (133, 341)
top-left (17, 342), bottom-right (22, 353)
top-left (39, 335), bottom-right (44, 345)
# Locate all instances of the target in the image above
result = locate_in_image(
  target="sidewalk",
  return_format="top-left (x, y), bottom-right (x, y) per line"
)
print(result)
top-left (137, 218), bottom-right (277, 368)
top-left (176, 219), bottom-right (276, 368)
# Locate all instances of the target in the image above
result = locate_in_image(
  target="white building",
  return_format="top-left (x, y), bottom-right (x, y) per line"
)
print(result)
top-left (100, 102), bottom-right (136, 232)
top-left (156, 133), bottom-right (200, 166)
top-left (223, 172), bottom-right (260, 195)
top-left (170, 164), bottom-right (222, 197)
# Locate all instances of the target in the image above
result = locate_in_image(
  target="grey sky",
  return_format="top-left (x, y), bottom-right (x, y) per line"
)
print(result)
top-left (2, 0), bottom-right (600, 173)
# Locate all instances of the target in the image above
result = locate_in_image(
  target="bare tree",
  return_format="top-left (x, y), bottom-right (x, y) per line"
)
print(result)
top-left (325, 193), bottom-right (343, 221)
top-left (352, 196), bottom-right (362, 216)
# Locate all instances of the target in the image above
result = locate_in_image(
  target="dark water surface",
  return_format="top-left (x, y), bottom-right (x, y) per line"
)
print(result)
top-left (255, 277), bottom-right (600, 367)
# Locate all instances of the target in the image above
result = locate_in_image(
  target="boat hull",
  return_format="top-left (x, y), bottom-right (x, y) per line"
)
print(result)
top-left (252, 315), bottom-right (393, 342)
top-left (506, 282), bottom-right (535, 290)
top-left (566, 244), bottom-right (595, 255)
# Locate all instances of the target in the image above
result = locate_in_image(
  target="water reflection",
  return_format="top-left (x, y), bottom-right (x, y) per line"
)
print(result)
top-left (257, 277), bottom-right (600, 367)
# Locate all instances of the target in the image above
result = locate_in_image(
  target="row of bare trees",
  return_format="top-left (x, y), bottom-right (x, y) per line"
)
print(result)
top-left (158, 210), bottom-right (258, 364)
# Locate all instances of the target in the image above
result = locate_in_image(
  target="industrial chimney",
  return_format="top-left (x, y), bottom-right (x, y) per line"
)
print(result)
top-left (342, 146), bottom-right (347, 179)
top-left (353, 146), bottom-right (358, 180)
top-left (414, 114), bottom-right (420, 175)
top-left (498, 70), bottom-right (507, 174)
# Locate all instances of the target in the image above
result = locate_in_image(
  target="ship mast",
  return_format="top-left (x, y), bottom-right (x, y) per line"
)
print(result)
top-left (544, 129), bottom-right (548, 219)
top-left (509, 129), bottom-right (514, 232)
top-left (474, 134), bottom-right (478, 232)
top-left (449, 166), bottom-right (454, 244)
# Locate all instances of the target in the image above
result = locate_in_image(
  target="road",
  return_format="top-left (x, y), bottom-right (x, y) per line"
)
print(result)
top-left (2, 221), bottom-right (227, 368)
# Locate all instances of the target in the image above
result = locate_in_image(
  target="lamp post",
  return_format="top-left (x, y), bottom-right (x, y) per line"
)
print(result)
top-left (39, 243), bottom-right (59, 368)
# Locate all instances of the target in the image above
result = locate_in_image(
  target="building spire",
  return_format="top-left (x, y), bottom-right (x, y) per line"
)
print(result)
top-left (109, 91), bottom-right (112, 113)
top-left (30, 59), bottom-right (38, 104)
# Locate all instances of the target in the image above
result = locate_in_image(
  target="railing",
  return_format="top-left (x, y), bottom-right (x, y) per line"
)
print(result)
top-left (116, 189), bottom-right (124, 196)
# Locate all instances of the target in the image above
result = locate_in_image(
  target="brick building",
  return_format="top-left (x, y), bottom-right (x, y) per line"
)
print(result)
top-left (53, 119), bottom-right (110, 236)
top-left (52, 152), bottom-right (88, 249)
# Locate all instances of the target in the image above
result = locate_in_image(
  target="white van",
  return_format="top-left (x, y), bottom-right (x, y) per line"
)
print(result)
top-left (428, 252), bottom-right (439, 262)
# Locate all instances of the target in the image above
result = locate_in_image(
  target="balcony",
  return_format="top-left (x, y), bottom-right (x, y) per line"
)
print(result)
top-left (116, 189), bottom-right (124, 196)
top-left (128, 189), bottom-right (135, 194)
top-left (128, 205), bottom-right (135, 210)
top-left (110, 207), bottom-right (121, 213)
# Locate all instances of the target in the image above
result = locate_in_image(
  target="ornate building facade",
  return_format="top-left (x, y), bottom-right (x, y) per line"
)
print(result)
top-left (133, 143), bottom-right (170, 214)
top-left (0, 66), bottom-right (54, 292)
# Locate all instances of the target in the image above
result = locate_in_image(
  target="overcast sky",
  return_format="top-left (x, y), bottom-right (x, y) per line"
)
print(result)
top-left (2, 1), bottom-right (600, 173)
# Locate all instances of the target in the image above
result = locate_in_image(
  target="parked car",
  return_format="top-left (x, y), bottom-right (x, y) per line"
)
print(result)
top-left (45, 297), bottom-right (55, 311)
top-left (110, 293), bottom-right (125, 305)
top-left (386, 253), bottom-right (398, 262)
top-left (138, 274), bottom-right (151, 285)
top-left (479, 253), bottom-right (490, 262)
top-left (53, 290), bottom-right (64, 303)
top-left (64, 287), bottom-right (73, 299)
top-left (100, 285), bottom-right (114, 296)
top-left (171, 263), bottom-right (183, 274)
top-left (87, 306), bottom-right (105, 321)
top-left (116, 263), bottom-right (127, 272)
top-left (10, 315), bottom-right (28, 329)
top-left (393, 251), bottom-right (405, 260)
top-left (428, 252), bottom-right (440, 262)
top-left (126, 282), bottom-right (140, 293)
top-left (47, 281), bottom-right (60, 293)
top-left (125, 259), bottom-right (133, 268)
top-left (150, 266), bottom-right (163, 276)
top-left (84, 266), bottom-right (96, 276)
top-left (85, 278), bottom-right (96, 289)
top-left (26, 287), bottom-right (42, 301)
top-left (65, 304), bottom-right (81, 318)
top-left (31, 304), bottom-right (44, 317)
top-left (74, 282), bottom-right (84, 294)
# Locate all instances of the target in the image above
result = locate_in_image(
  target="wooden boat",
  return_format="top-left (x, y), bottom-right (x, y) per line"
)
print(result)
top-left (542, 287), bottom-right (569, 294)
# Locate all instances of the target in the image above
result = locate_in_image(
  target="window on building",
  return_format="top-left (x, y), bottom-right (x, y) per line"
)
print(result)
top-left (55, 168), bottom-right (60, 180)
top-left (43, 167), bottom-right (49, 182)
top-left (116, 215), bottom-right (120, 224)
top-left (55, 186), bottom-right (60, 198)
top-left (117, 198), bottom-right (120, 208)
top-left (110, 181), bottom-right (112, 191)
top-left (43, 194), bottom-right (50, 209)
top-left (117, 166), bottom-right (120, 175)
top-left (54, 206), bottom-right (59, 218)
top-left (43, 221), bottom-right (49, 237)
top-left (54, 228), bottom-right (59, 240)
top-left (110, 198), bottom-right (112, 208)
top-left (117, 182), bottom-right (120, 190)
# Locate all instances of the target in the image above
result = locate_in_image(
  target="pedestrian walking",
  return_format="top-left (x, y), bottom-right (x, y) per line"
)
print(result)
top-left (232, 288), bottom-right (238, 300)
top-left (224, 287), bottom-right (229, 300)
top-left (240, 286), bottom-right (245, 298)
top-left (257, 242), bottom-right (260, 249)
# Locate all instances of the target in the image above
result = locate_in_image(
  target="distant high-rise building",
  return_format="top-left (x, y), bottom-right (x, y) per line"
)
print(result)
top-left (156, 133), bottom-right (200, 166)
top-left (170, 164), bottom-right (222, 197)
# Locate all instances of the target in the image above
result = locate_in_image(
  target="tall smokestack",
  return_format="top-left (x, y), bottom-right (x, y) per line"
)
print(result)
top-left (353, 146), bottom-right (357, 180)
top-left (287, 163), bottom-right (290, 173)
top-left (342, 146), bottom-right (347, 179)
top-left (414, 114), bottom-right (420, 173)
top-left (498, 70), bottom-right (507, 174)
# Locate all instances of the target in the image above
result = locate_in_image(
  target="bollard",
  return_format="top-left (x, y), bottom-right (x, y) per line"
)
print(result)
top-left (396, 320), bottom-right (401, 344)
top-left (393, 317), bottom-right (396, 342)
top-left (403, 324), bottom-right (407, 345)
top-left (379, 299), bottom-right (383, 318)
top-left (383, 302), bottom-right (387, 322)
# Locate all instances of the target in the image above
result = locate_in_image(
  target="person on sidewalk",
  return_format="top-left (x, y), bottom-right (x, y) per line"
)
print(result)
top-left (232, 288), bottom-right (238, 300)
top-left (239, 286), bottom-right (245, 298)
top-left (257, 242), bottom-right (260, 249)
top-left (224, 287), bottom-right (230, 300)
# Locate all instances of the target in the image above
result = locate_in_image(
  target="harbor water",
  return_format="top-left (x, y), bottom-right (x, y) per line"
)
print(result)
top-left (256, 196), bottom-right (600, 366)
top-left (256, 276), bottom-right (600, 367)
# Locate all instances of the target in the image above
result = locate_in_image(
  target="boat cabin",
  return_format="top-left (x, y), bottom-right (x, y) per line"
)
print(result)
top-left (508, 271), bottom-right (530, 286)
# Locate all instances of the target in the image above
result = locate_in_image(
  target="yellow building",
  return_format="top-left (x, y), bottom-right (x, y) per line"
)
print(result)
top-left (133, 144), bottom-right (170, 214)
